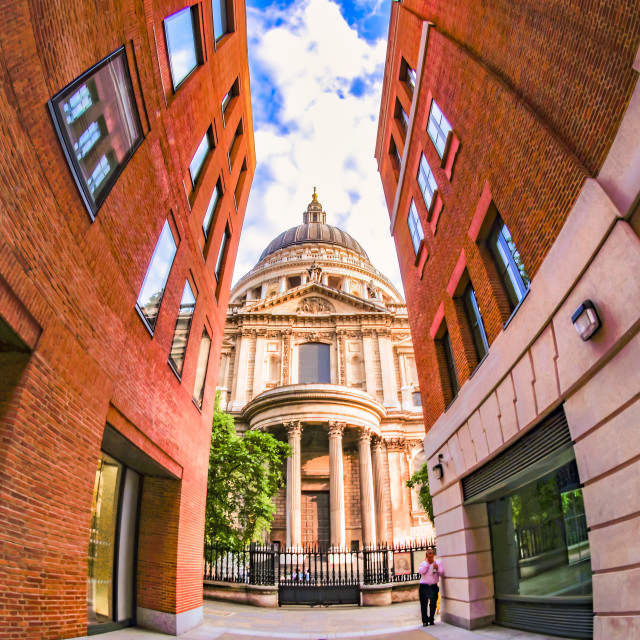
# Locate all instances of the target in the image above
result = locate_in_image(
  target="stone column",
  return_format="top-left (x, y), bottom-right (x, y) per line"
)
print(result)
top-left (301, 271), bottom-right (308, 285)
top-left (252, 330), bottom-right (266, 398)
top-left (328, 421), bottom-right (346, 549)
top-left (342, 276), bottom-right (351, 293)
top-left (321, 273), bottom-right (329, 286)
top-left (260, 283), bottom-right (267, 299)
top-left (377, 330), bottom-right (400, 409)
top-left (285, 421), bottom-right (303, 549)
top-left (371, 435), bottom-right (388, 543)
top-left (229, 329), bottom-right (250, 411)
top-left (358, 428), bottom-right (377, 547)
top-left (279, 275), bottom-right (287, 293)
top-left (362, 330), bottom-right (378, 398)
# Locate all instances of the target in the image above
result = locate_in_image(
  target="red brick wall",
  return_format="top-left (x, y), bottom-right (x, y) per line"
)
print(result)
top-left (0, 0), bottom-right (255, 637)
top-left (376, 1), bottom-right (640, 427)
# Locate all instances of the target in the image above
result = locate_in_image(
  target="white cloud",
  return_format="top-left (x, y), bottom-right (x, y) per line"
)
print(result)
top-left (234, 0), bottom-right (403, 295)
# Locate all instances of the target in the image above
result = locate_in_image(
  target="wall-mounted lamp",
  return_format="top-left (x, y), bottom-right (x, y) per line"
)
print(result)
top-left (432, 453), bottom-right (446, 480)
top-left (571, 299), bottom-right (601, 341)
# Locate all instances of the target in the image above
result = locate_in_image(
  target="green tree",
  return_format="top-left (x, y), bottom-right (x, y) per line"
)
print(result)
top-left (406, 462), bottom-right (434, 523)
top-left (205, 393), bottom-right (291, 546)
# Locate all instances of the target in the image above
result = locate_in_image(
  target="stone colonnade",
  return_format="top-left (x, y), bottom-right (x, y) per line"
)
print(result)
top-left (284, 420), bottom-right (388, 549)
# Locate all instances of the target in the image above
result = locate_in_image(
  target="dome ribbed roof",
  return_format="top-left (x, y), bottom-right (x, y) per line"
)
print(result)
top-left (259, 223), bottom-right (370, 262)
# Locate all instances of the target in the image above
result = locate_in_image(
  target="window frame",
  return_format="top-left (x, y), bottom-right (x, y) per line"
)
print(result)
top-left (417, 152), bottom-right (438, 211)
top-left (136, 220), bottom-right (178, 335)
top-left (212, 0), bottom-right (230, 44)
top-left (440, 329), bottom-right (459, 401)
top-left (298, 342), bottom-right (331, 384)
top-left (427, 99), bottom-right (452, 159)
top-left (164, 5), bottom-right (201, 91)
top-left (407, 199), bottom-right (424, 254)
top-left (202, 180), bottom-right (221, 239)
top-left (168, 280), bottom-right (197, 378)
top-left (462, 282), bottom-right (489, 362)
top-left (214, 226), bottom-right (230, 282)
top-left (189, 128), bottom-right (213, 187)
top-left (47, 47), bottom-right (144, 220)
top-left (192, 326), bottom-right (212, 409)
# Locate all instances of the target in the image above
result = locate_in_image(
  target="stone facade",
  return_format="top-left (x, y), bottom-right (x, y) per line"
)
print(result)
top-left (219, 193), bottom-right (433, 547)
top-left (376, 2), bottom-right (640, 638)
top-left (0, 1), bottom-right (255, 638)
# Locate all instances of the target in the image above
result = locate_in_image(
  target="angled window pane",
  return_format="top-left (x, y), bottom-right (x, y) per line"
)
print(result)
top-left (165, 7), bottom-right (198, 89)
top-left (215, 228), bottom-right (229, 281)
top-left (408, 199), bottom-right (424, 254)
top-left (427, 99), bottom-right (452, 158)
top-left (406, 65), bottom-right (416, 93)
top-left (299, 343), bottom-right (331, 384)
top-left (169, 281), bottom-right (197, 376)
top-left (137, 221), bottom-right (177, 332)
top-left (189, 131), bottom-right (211, 185)
top-left (417, 153), bottom-right (437, 210)
top-left (442, 330), bottom-right (459, 398)
top-left (212, 0), bottom-right (228, 41)
top-left (48, 48), bottom-right (143, 218)
top-left (463, 283), bottom-right (489, 361)
top-left (193, 327), bottom-right (212, 408)
top-left (202, 182), bottom-right (221, 238)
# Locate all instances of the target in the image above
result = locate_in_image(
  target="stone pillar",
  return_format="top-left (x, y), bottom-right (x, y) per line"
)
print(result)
top-left (301, 271), bottom-right (308, 285)
top-left (245, 288), bottom-right (253, 301)
top-left (371, 435), bottom-right (388, 543)
top-left (358, 428), bottom-right (377, 547)
top-left (328, 421), bottom-right (346, 549)
top-left (321, 273), bottom-right (329, 286)
top-left (362, 280), bottom-right (368, 298)
top-left (279, 275), bottom-right (287, 293)
top-left (260, 283), bottom-right (267, 299)
top-left (362, 330), bottom-right (378, 397)
top-left (378, 331), bottom-right (400, 409)
top-left (342, 276), bottom-right (351, 293)
top-left (252, 331), bottom-right (266, 398)
top-left (229, 330), bottom-right (250, 411)
top-left (285, 421), bottom-right (303, 549)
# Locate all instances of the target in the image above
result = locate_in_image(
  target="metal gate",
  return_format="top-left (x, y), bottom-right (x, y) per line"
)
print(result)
top-left (276, 546), bottom-right (361, 606)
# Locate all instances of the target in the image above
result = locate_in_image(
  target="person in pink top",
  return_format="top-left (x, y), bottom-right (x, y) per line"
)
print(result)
top-left (418, 547), bottom-right (443, 626)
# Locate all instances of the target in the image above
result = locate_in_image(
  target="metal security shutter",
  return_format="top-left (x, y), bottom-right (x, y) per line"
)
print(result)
top-left (299, 343), bottom-right (331, 383)
top-left (462, 406), bottom-right (571, 501)
top-left (495, 598), bottom-right (594, 639)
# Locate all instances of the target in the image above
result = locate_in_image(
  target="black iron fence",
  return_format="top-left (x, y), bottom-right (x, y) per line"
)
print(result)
top-left (204, 539), bottom-right (436, 587)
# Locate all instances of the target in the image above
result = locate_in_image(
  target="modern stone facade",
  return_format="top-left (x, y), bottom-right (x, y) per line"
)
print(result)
top-left (219, 192), bottom-right (433, 548)
top-left (0, 1), bottom-right (255, 638)
top-left (376, 2), bottom-right (640, 639)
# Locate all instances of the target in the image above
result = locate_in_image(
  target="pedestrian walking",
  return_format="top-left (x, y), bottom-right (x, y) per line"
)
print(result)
top-left (418, 547), bottom-right (443, 626)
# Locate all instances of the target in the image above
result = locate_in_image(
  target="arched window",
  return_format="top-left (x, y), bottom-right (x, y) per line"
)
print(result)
top-left (298, 342), bottom-right (330, 383)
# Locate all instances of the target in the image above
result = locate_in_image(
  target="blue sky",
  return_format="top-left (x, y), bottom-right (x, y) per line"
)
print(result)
top-left (233, 0), bottom-right (403, 292)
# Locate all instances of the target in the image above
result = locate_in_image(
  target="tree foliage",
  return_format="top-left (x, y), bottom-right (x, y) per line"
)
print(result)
top-left (406, 462), bottom-right (434, 523)
top-left (205, 393), bottom-right (291, 546)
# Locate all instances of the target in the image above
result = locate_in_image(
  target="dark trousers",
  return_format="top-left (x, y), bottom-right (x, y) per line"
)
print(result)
top-left (419, 583), bottom-right (439, 623)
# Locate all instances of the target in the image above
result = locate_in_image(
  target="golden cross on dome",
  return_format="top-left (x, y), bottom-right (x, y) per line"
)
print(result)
top-left (312, 186), bottom-right (318, 202)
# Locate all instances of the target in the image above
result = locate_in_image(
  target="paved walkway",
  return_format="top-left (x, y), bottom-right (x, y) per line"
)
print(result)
top-left (73, 600), bottom-right (576, 640)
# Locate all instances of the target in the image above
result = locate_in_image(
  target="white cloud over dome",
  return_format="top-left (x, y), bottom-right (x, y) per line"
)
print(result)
top-left (234, 0), bottom-right (403, 295)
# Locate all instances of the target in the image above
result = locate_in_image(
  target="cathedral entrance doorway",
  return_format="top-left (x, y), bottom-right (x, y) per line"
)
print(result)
top-left (301, 491), bottom-right (330, 548)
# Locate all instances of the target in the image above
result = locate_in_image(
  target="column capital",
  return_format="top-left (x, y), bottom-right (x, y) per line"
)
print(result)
top-left (328, 421), bottom-right (346, 438)
top-left (358, 427), bottom-right (373, 444)
top-left (384, 437), bottom-right (407, 452)
top-left (284, 421), bottom-right (303, 438)
top-left (371, 434), bottom-right (383, 449)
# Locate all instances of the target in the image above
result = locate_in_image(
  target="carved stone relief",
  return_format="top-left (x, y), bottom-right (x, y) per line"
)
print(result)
top-left (295, 296), bottom-right (335, 314)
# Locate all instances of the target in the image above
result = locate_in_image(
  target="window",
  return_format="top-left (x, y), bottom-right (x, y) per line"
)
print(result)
top-left (462, 283), bottom-right (489, 362)
top-left (400, 58), bottom-right (416, 94)
top-left (408, 199), bottom-right (424, 254)
top-left (395, 99), bottom-right (409, 134)
top-left (215, 226), bottom-right (229, 281)
top-left (299, 343), bottom-right (331, 384)
top-left (234, 157), bottom-right (248, 209)
top-left (165, 6), bottom-right (200, 89)
top-left (136, 220), bottom-right (178, 332)
top-left (190, 129), bottom-right (212, 186)
top-left (212, 0), bottom-right (229, 41)
top-left (390, 136), bottom-right (402, 171)
top-left (48, 48), bottom-right (143, 219)
top-left (439, 329), bottom-right (459, 400)
top-left (168, 281), bottom-right (197, 376)
top-left (412, 391), bottom-right (422, 407)
top-left (488, 215), bottom-right (530, 312)
top-left (202, 180), bottom-right (221, 238)
top-left (227, 120), bottom-right (243, 173)
top-left (221, 77), bottom-right (239, 126)
top-left (417, 152), bottom-right (437, 210)
top-left (193, 327), bottom-right (211, 408)
top-left (427, 99), bottom-right (452, 158)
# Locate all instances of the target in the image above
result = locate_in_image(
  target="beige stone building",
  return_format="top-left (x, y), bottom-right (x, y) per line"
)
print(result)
top-left (218, 191), bottom-right (433, 549)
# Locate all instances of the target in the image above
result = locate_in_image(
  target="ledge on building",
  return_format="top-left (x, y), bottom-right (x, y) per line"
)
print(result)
top-left (203, 580), bottom-right (278, 608)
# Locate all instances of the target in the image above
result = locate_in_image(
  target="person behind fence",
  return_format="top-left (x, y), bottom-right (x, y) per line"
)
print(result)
top-left (418, 547), bottom-right (443, 626)
top-left (304, 568), bottom-right (310, 583)
top-left (291, 567), bottom-right (298, 582)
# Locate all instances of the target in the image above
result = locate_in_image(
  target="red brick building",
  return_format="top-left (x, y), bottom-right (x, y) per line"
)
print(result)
top-left (0, 0), bottom-right (254, 637)
top-left (376, 2), bottom-right (640, 638)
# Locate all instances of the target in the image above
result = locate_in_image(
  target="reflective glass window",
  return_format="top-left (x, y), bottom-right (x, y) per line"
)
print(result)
top-left (408, 199), bottom-right (424, 254)
top-left (440, 329), bottom-right (459, 399)
top-left (215, 227), bottom-right (229, 281)
top-left (202, 181), bottom-right (221, 238)
top-left (165, 7), bottom-right (199, 89)
top-left (193, 327), bottom-right (211, 408)
top-left (189, 130), bottom-right (211, 186)
top-left (48, 48), bottom-right (143, 218)
top-left (427, 99), bottom-right (452, 158)
top-left (136, 221), bottom-right (178, 332)
top-left (417, 153), bottom-right (437, 210)
top-left (169, 281), bottom-right (197, 376)
top-left (463, 283), bottom-right (489, 362)
top-left (212, 0), bottom-right (228, 41)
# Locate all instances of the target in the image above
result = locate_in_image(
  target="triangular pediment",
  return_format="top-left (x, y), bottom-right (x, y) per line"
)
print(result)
top-left (242, 282), bottom-right (389, 316)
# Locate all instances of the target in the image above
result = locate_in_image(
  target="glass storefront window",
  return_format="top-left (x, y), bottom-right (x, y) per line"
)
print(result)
top-left (487, 459), bottom-right (592, 599)
top-left (88, 453), bottom-right (123, 625)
